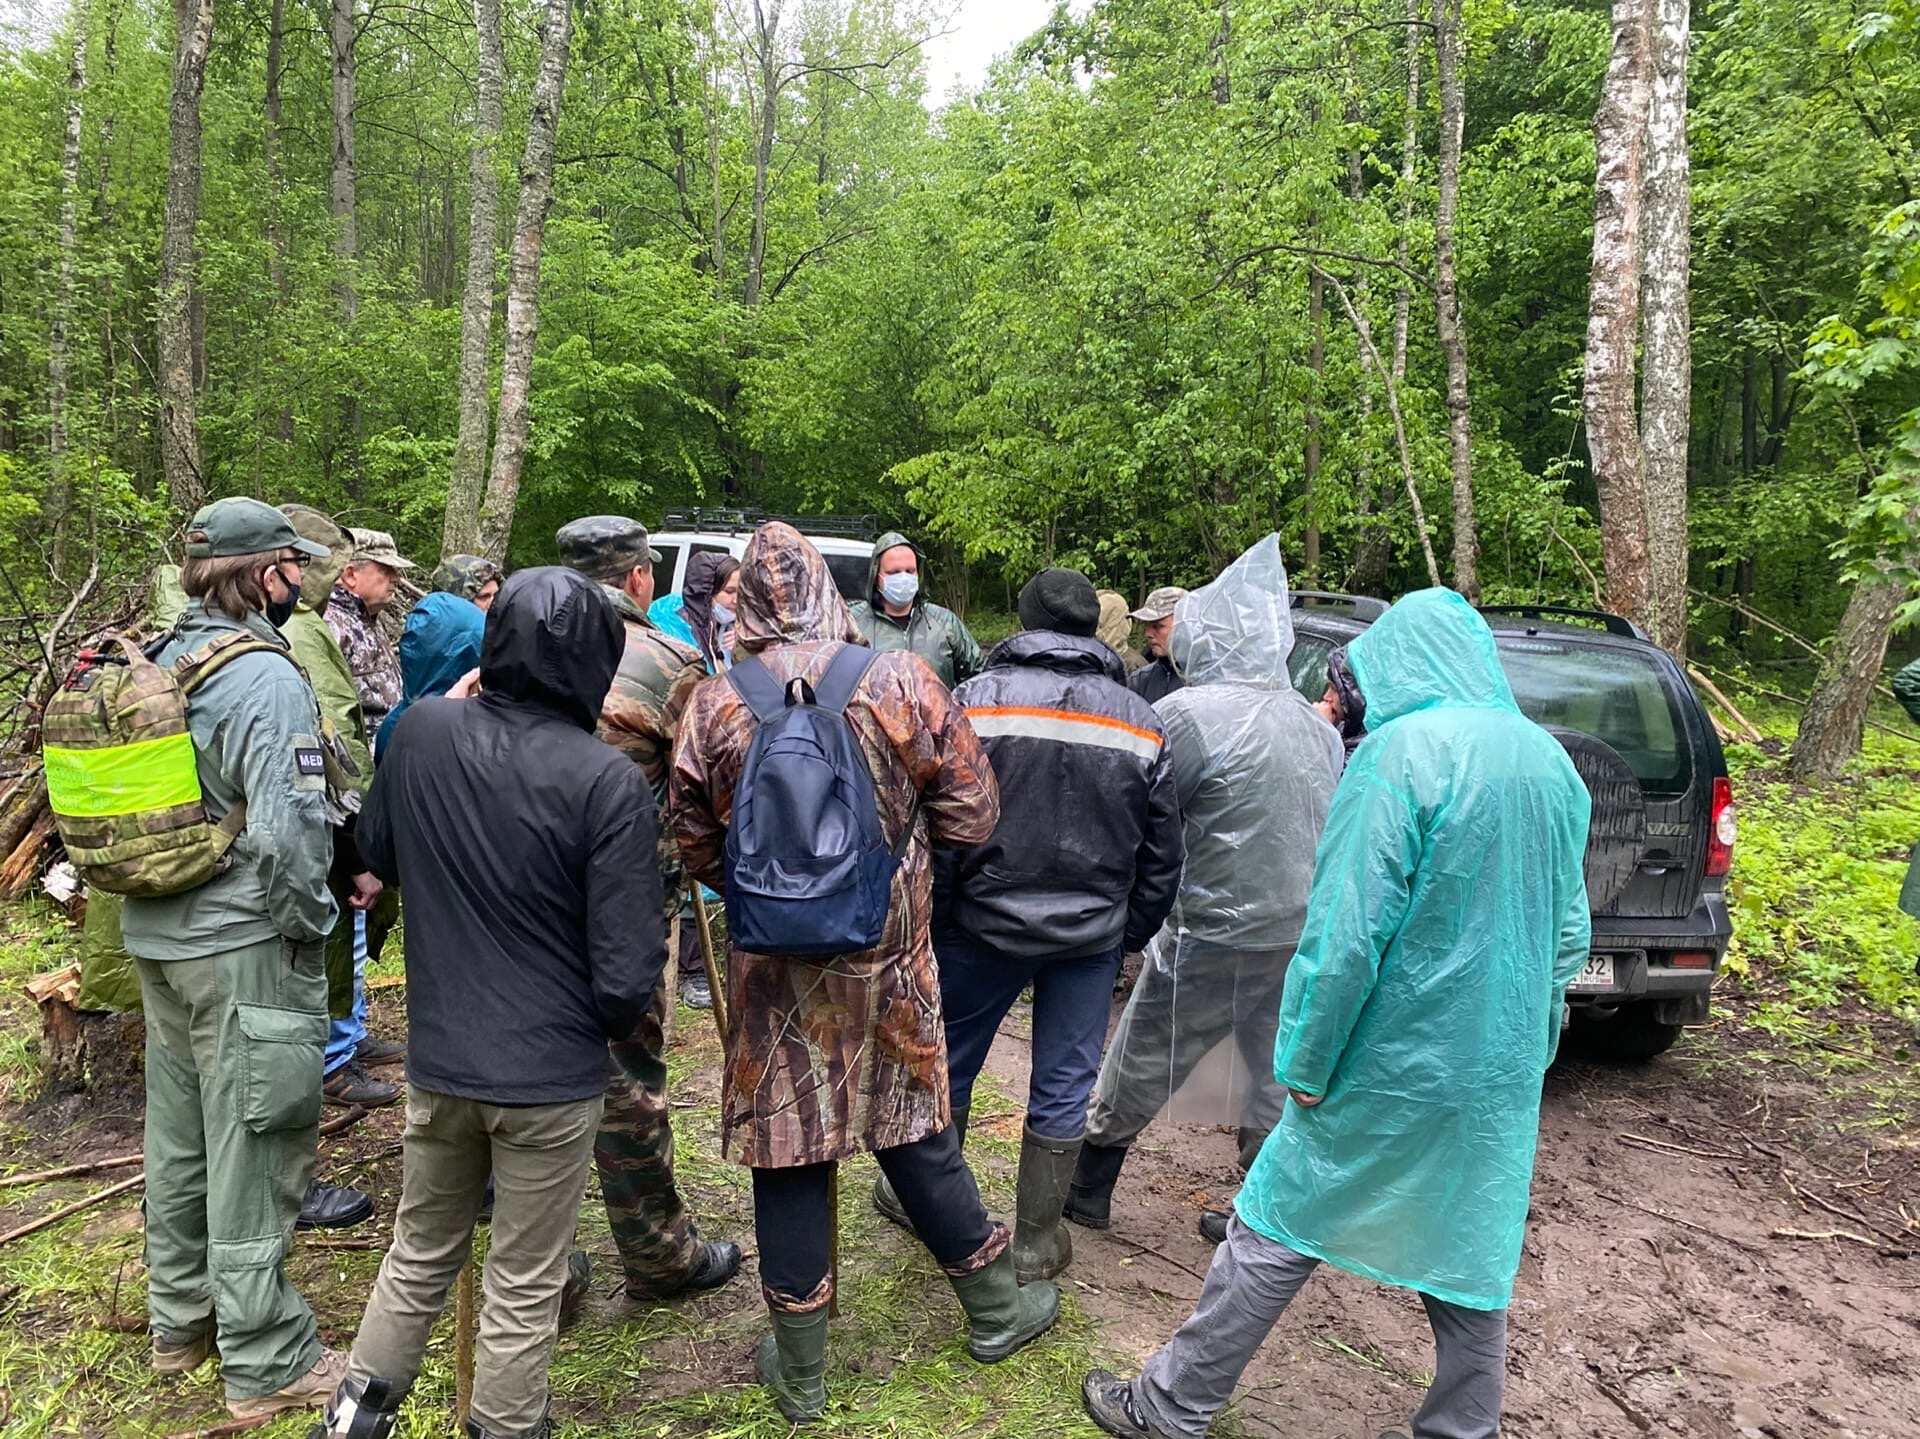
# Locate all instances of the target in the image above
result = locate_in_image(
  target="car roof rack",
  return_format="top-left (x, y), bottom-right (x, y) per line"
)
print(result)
top-left (1477, 603), bottom-right (1646, 640)
top-left (658, 507), bottom-right (884, 541)
top-left (1289, 590), bottom-right (1389, 620)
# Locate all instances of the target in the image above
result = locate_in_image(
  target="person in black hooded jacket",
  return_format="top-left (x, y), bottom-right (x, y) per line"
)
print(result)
top-left (316, 567), bottom-right (665, 1439)
top-left (875, 567), bottom-right (1184, 1287)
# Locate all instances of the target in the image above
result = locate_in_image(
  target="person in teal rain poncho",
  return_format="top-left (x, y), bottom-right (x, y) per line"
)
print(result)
top-left (375, 592), bottom-right (487, 761)
top-left (1082, 588), bottom-right (1592, 1439)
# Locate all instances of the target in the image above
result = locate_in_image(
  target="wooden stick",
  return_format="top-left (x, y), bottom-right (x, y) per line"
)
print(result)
top-left (687, 883), bottom-right (729, 1042)
top-left (454, 1259), bottom-right (477, 1426)
top-left (1771, 1227), bottom-right (1883, 1247)
top-left (319, 1105), bottom-right (370, 1139)
top-left (0, 1173), bottom-right (144, 1247)
top-left (0, 1151), bottom-right (143, 1188)
top-left (662, 910), bottom-right (680, 1047)
top-left (160, 1413), bottom-right (282, 1439)
top-left (1690, 660), bottom-right (1920, 745)
top-left (1685, 667), bottom-right (1765, 744)
top-left (1617, 1132), bottom-right (1745, 1163)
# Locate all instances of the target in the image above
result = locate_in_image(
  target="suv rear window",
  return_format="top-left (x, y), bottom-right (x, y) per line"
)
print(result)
top-left (826, 553), bottom-right (870, 602)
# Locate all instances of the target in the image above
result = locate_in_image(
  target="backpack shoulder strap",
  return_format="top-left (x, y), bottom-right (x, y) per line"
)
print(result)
top-left (813, 644), bottom-right (879, 715)
top-left (727, 655), bottom-right (788, 726)
top-left (173, 634), bottom-right (300, 697)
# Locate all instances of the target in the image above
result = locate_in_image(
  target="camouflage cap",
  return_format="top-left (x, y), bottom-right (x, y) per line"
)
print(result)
top-left (347, 527), bottom-right (418, 572)
top-left (1129, 585), bottom-right (1189, 622)
top-left (555, 515), bottom-right (662, 584)
top-left (431, 553), bottom-right (504, 601)
top-left (185, 497), bottom-right (329, 561)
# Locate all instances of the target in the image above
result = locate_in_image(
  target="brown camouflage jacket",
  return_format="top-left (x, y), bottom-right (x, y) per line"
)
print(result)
top-left (600, 586), bottom-right (704, 805)
top-left (669, 523), bottom-right (1000, 1168)
top-left (324, 584), bottom-right (403, 731)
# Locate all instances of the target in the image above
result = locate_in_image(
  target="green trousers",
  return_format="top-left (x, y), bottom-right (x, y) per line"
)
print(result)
top-left (137, 936), bottom-right (327, 1399)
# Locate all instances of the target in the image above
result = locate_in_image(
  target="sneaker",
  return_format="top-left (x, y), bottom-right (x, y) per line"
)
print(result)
top-left (296, 1179), bottom-right (375, 1231)
top-left (152, 1327), bottom-right (212, 1375)
top-left (226, 1345), bottom-right (350, 1420)
top-left (356, 1035), bottom-right (406, 1068)
top-left (323, 1062), bottom-right (402, 1108)
top-left (679, 969), bottom-right (713, 1011)
top-left (1081, 1369), bottom-right (1164, 1439)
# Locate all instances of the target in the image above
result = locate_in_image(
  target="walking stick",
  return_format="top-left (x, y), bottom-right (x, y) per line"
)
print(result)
top-left (454, 1256), bottom-right (476, 1427)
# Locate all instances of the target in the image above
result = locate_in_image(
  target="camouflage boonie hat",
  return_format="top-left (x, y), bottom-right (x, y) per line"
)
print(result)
top-left (1129, 585), bottom-right (1189, 622)
top-left (431, 553), bottom-right (504, 601)
top-left (555, 516), bottom-right (662, 584)
top-left (280, 504), bottom-right (352, 608)
top-left (347, 528), bottom-right (418, 572)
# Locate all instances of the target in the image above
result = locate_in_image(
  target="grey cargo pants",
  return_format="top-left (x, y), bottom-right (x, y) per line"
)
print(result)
top-left (1132, 1216), bottom-right (1506, 1439)
top-left (346, 1087), bottom-right (601, 1437)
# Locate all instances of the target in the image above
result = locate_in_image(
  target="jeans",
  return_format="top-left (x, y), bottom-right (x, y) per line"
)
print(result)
top-left (752, 1124), bottom-right (997, 1307)
top-left (1133, 1216), bottom-right (1507, 1439)
top-left (323, 910), bottom-right (368, 1076)
top-left (347, 1087), bottom-right (603, 1436)
top-left (937, 930), bottom-right (1124, 1140)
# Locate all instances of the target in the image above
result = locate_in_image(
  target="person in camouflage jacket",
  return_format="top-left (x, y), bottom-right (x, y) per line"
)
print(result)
top-left (323, 530), bottom-right (414, 735)
top-left (429, 553), bottom-right (502, 610)
top-left (555, 515), bottom-right (741, 1301)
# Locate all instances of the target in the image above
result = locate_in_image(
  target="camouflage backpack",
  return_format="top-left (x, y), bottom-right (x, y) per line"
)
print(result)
top-left (43, 631), bottom-right (304, 898)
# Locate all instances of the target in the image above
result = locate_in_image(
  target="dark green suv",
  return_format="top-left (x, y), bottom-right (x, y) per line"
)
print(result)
top-left (1287, 594), bottom-right (1735, 1062)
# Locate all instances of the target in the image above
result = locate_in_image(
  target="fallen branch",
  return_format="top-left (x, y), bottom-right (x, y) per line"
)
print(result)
top-left (1782, 1174), bottom-right (1913, 1250)
top-left (0, 1172), bottom-right (144, 1247)
top-left (1771, 1226), bottom-right (1882, 1248)
top-left (1684, 667), bottom-right (1765, 745)
top-left (1690, 660), bottom-right (1920, 745)
top-left (319, 1105), bottom-right (370, 1139)
top-left (1585, 1367), bottom-right (1653, 1433)
top-left (160, 1413), bottom-right (283, 1439)
top-left (0, 1151), bottom-right (143, 1188)
top-left (1595, 1191), bottom-right (1771, 1256)
top-left (1617, 1132), bottom-right (1745, 1163)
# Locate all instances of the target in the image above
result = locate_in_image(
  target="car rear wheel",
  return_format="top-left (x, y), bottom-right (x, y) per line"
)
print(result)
top-left (1570, 1002), bottom-right (1683, 1063)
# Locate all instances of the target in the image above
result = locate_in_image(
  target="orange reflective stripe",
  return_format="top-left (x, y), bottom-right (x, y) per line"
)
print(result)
top-left (963, 705), bottom-right (1164, 747)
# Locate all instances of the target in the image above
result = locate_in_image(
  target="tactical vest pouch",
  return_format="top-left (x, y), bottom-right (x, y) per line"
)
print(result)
top-left (43, 632), bottom-right (288, 899)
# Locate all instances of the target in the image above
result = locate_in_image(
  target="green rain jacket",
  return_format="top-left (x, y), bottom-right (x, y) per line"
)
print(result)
top-left (1236, 588), bottom-right (1591, 1310)
top-left (848, 530), bottom-right (983, 689)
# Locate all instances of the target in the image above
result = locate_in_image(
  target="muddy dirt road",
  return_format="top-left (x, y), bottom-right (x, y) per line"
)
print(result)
top-left (976, 1002), bottom-right (1919, 1439)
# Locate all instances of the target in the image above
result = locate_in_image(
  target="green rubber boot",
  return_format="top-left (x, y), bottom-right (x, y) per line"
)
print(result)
top-left (755, 1305), bottom-right (830, 1423)
top-left (872, 1105), bottom-right (968, 1231)
top-left (1011, 1126), bottom-right (1081, 1282)
top-left (949, 1248), bottom-right (1060, 1363)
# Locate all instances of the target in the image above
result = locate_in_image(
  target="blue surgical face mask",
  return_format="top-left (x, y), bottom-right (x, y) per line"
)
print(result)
top-left (879, 572), bottom-right (919, 608)
top-left (711, 602), bottom-right (735, 627)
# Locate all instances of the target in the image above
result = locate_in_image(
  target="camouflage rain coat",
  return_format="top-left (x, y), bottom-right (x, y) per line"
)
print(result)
top-left (670, 523), bottom-right (1001, 1168)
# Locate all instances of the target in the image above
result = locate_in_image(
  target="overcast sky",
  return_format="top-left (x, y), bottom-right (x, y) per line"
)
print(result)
top-left (920, 0), bottom-right (1058, 103)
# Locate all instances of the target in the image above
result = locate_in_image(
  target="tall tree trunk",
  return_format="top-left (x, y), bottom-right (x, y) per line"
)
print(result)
top-left (742, 0), bottom-right (780, 311)
top-left (1392, 0), bottom-right (1421, 381)
top-left (475, 0), bottom-right (575, 560)
top-left (328, 0), bottom-right (361, 491)
top-left (1638, 0), bottom-right (1690, 654)
top-left (264, 0), bottom-right (292, 445)
top-left (1432, 0), bottom-right (1479, 599)
top-left (442, 0), bottom-right (506, 560)
top-left (1210, 0), bottom-right (1231, 106)
top-left (1789, 570), bottom-right (1904, 780)
top-left (48, 5), bottom-right (90, 575)
top-left (1584, 0), bottom-right (1654, 627)
top-left (1304, 267), bottom-right (1323, 580)
top-left (158, 0), bottom-right (216, 513)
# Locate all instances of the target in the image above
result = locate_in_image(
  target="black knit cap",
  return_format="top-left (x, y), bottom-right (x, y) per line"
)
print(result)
top-left (1017, 567), bottom-right (1101, 637)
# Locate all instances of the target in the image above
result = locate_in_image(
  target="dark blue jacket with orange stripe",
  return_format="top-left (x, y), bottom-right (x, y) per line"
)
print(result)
top-left (932, 630), bottom-right (1184, 957)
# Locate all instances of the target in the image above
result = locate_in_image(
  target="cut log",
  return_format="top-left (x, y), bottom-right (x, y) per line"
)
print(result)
top-left (0, 769), bottom-right (48, 859)
top-left (30, 965), bottom-right (146, 1094)
top-left (0, 808), bottom-right (57, 901)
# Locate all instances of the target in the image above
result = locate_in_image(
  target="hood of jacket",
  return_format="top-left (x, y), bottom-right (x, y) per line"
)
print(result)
top-left (1169, 533), bottom-right (1295, 688)
top-left (400, 592), bottom-right (486, 702)
top-left (736, 522), bottom-right (862, 653)
top-left (866, 529), bottom-right (924, 612)
top-left (1344, 587), bottom-right (1517, 730)
top-left (987, 629), bottom-right (1126, 684)
top-left (682, 549), bottom-right (740, 666)
top-left (480, 567), bottom-right (622, 730)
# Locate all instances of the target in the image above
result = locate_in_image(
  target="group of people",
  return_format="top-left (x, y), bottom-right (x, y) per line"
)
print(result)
top-left (106, 500), bottom-right (1594, 1439)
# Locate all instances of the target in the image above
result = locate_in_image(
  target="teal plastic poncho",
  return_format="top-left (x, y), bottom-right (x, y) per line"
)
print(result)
top-left (1236, 588), bottom-right (1591, 1310)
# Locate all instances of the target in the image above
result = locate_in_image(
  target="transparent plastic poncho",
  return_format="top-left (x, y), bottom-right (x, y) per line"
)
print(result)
top-left (1086, 535), bottom-right (1344, 1142)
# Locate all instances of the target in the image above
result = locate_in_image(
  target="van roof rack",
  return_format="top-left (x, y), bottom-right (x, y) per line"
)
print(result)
top-left (1477, 603), bottom-right (1646, 640)
top-left (1289, 590), bottom-right (1389, 620)
top-left (658, 507), bottom-right (883, 541)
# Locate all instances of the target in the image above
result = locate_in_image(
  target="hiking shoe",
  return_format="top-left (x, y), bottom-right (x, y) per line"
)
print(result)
top-left (356, 1035), bottom-right (406, 1068)
top-left (296, 1179), bottom-right (374, 1231)
top-left (757, 1305), bottom-right (830, 1422)
top-left (679, 969), bottom-right (713, 1011)
top-left (1198, 1208), bottom-right (1230, 1245)
top-left (558, 1249), bottom-right (592, 1330)
top-left (323, 1062), bottom-right (401, 1108)
top-left (226, 1345), bottom-right (349, 1420)
top-left (151, 1327), bottom-right (212, 1375)
top-left (1064, 1141), bottom-right (1129, 1231)
top-left (948, 1249), bottom-right (1059, 1364)
top-left (1082, 1369), bottom-right (1165, 1439)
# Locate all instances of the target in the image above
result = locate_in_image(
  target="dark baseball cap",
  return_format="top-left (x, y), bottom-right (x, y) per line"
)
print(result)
top-left (555, 515), bottom-right (663, 583)
top-left (185, 497), bottom-right (330, 561)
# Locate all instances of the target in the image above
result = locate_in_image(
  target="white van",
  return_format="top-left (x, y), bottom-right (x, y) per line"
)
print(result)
top-left (651, 510), bottom-right (879, 603)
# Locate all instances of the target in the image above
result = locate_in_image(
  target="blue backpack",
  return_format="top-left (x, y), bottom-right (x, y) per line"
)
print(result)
top-left (723, 645), bottom-right (907, 957)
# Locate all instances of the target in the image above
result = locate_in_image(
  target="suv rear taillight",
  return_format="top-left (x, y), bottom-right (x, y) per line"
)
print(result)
top-left (1705, 777), bottom-right (1735, 876)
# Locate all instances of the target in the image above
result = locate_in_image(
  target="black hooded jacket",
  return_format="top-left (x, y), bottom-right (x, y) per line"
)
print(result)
top-left (361, 567), bottom-right (665, 1105)
top-left (933, 631), bottom-right (1184, 957)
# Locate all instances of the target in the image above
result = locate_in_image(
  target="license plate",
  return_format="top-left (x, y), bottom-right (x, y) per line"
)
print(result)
top-left (1569, 955), bottom-right (1615, 991)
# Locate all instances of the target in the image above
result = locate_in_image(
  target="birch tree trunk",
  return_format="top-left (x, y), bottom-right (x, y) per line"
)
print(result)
top-left (1392, 0), bottom-right (1421, 382)
top-left (264, 0), bottom-right (292, 445)
top-left (442, 0), bottom-right (506, 560)
top-left (475, 0), bottom-right (575, 560)
top-left (742, 0), bottom-right (781, 312)
top-left (1789, 571), bottom-right (1904, 780)
top-left (1585, 0), bottom-right (1655, 628)
top-left (328, 0), bottom-right (362, 491)
top-left (158, 0), bottom-right (216, 513)
top-left (1432, 0), bottom-right (1479, 599)
top-left (1639, 0), bottom-right (1691, 654)
top-left (1304, 267), bottom-right (1323, 580)
top-left (49, 5), bottom-right (89, 574)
